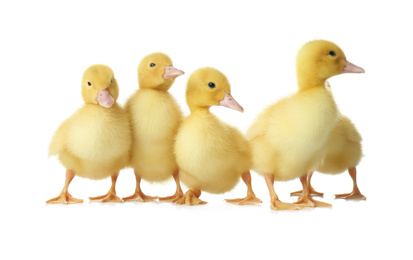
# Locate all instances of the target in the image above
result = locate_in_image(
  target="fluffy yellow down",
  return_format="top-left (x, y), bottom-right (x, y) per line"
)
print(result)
top-left (49, 64), bottom-right (131, 180)
top-left (126, 52), bottom-right (183, 182)
top-left (247, 40), bottom-right (350, 181)
top-left (174, 67), bottom-right (251, 194)
top-left (317, 114), bottom-right (362, 174)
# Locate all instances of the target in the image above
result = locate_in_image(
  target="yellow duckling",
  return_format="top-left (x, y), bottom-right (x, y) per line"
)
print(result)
top-left (174, 67), bottom-right (261, 205)
top-left (123, 52), bottom-right (185, 202)
top-left (47, 64), bottom-right (131, 204)
top-left (247, 40), bottom-right (364, 210)
top-left (291, 91), bottom-right (366, 200)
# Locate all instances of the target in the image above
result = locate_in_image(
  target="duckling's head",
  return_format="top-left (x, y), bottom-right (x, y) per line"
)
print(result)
top-left (138, 52), bottom-right (184, 91)
top-left (81, 64), bottom-right (118, 108)
top-left (296, 40), bottom-right (364, 89)
top-left (186, 67), bottom-right (243, 113)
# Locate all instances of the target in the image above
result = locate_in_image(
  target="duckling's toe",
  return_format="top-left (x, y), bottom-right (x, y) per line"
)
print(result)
top-left (122, 192), bottom-right (158, 202)
top-left (158, 191), bottom-right (184, 203)
top-left (225, 194), bottom-right (262, 205)
top-left (175, 189), bottom-right (207, 206)
top-left (271, 199), bottom-right (303, 210)
top-left (335, 191), bottom-right (366, 200)
top-left (89, 190), bottom-right (122, 203)
top-left (290, 189), bottom-right (324, 197)
top-left (294, 194), bottom-right (332, 208)
top-left (46, 192), bottom-right (83, 205)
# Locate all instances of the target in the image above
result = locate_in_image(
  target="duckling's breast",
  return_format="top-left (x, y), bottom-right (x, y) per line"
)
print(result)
top-left (66, 104), bottom-right (131, 162)
top-left (175, 112), bottom-right (250, 193)
top-left (128, 89), bottom-right (183, 181)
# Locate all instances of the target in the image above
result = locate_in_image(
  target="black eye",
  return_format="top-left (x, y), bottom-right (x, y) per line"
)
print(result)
top-left (87, 82), bottom-right (92, 86)
top-left (329, 51), bottom-right (336, 56)
top-left (150, 63), bottom-right (156, 67)
top-left (111, 79), bottom-right (113, 83)
top-left (208, 82), bottom-right (216, 89)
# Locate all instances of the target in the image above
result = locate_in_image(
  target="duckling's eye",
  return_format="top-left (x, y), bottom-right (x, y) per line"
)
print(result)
top-left (111, 79), bottom-right (113, 83)
top-left (329, 51), bottom-right (336, 57)
top-left (208, 82), bottom-right (216, 89)
top-left (87, 82), bottom-right (92, 86)
top-left (150, 63), bottom-right (156, 67)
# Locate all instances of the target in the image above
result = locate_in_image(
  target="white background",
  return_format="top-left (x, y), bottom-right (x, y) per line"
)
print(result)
top-left (1, 0), bottom-right (412, 259)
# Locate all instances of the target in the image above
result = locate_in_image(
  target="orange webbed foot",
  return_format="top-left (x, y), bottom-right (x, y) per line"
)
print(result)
top-left (89, 173), bottom-right (122, 203)
top-left (226, 171), bottom-right (262, 205)
top-left (158, 191), bottom-right (184, 203)
top-left (335, 168), bottom-right (366, 200)
top-left (46, 192), bottom-right (83, 205)
top-left (89, 191), bottom-right (122, 203)
top-left (122, 192), bottom-right (158, 202)
top-left (291, 172), bottom-right (324, 197)
top-left (290, 189), bottom-right (324, 197)
top-left (175, 190), bottom-right (207, 206)
top-left (159, 170), bottom-right (184, 203)
top-left (294, 194), bottom-right (332, 208)
top-left (270, 199), bottom-right (303, 210)
top-left (335, 191), bottom-right (366, 200)
top-left (225, 194), bottom-right (262, 205)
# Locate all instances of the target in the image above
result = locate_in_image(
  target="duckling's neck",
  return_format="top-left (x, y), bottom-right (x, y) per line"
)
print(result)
top-left (140, 85), bottom-right (170, 92)
top-left (140, 80), bottom-right (173, 92)
top-left (139, 87), bottom-right (166, 94)
top-left (189, 106), bottom-right (211, 114)
top-left (296, 75), bottom-right (327, 91)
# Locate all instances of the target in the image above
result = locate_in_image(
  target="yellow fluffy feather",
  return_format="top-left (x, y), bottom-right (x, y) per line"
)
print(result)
top-left (174, 67), bottom-right (261, 205)
top-left (49, 103), bottom-right (131, 179)
top-left (123, 52), bottom-right (185, 202)
top-left (47, 64), bottom-right (131, 204)
top-left (291, 113), bottom-right (366, 200)
top-left (247, 40), bottom-right (364, 209)
top-left (317, 114), bottom-right (362, 174)
top-left (290, 82), bottom-right (366, 200)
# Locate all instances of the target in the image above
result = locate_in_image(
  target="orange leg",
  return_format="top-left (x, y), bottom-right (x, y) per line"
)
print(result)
top-left (226, 171), bottom-right (262, 205)
top-left (158, 170), bottom-right (184, 202)
top-left (46, 170), bottom-right (83, 204)
top-left (264, 174), bottom-right (302, 210)
top-left (122, 171), bottom-right (157, 202)
top-left (335, 167), bottom-right (366, 200)
top-left (89, 173), bottom-right (122, 203)
top-left (175, 189), bottom-right (207, 206)
top-left (294, 174), bottom-right (332, 208)
top-left (290, 172), bottom-right (324, 197)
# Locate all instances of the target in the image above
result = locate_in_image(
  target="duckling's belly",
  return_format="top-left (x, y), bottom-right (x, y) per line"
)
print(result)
top-left (179, 169), bottom-right (240, 194)
top-left (66, 105), bottom-right (131, 162)
top-left (175, 115), bottom-right (249, 194)
top-left (128, 90), bottom-right (182, 182)
top-left (59, 151), bottom-right (129, 180)
top-left (131, 137), bottom-right (179, 182)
